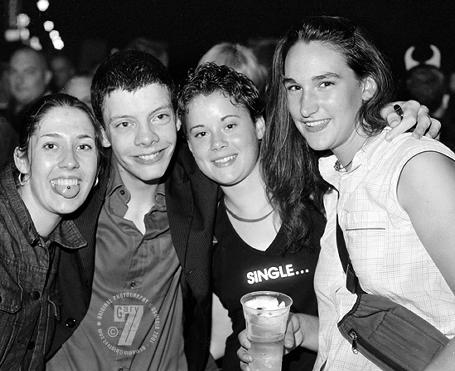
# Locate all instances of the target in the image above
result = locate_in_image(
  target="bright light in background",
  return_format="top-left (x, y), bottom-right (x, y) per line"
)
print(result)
top-left (36, 0), bottom-right (50, 12)
top-left (44, 20), bottom-right (54, 32)
top-left (5, 0), bottom-right (59, 46)
top-left (20, 28), bottom-right (30, 41)
top-left (4, 29), bottom-right (21, 42)
top-left (49, 30), bottom-right (60, 40)
top-left (53, 38), bottom-right (64, 50)
top-left (17, 13), bottom-right (30, 28)
top-left (49, 29), bottom-right (64, 49)
top-left (30, 36), bottom-right (43, 50)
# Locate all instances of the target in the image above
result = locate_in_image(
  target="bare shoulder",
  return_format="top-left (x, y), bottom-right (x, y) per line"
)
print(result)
top-left (398, 151), bottom-right (455, 210)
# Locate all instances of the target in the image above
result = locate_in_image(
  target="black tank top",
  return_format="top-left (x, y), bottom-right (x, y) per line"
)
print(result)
top-left (212, 201), bottom-right (325, 371)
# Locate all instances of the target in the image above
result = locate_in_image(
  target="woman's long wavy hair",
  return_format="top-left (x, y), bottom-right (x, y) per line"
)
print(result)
top-left (261, 16), bottom-right (394, 251)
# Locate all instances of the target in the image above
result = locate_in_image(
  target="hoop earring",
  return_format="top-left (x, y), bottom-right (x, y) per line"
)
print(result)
top-left (94, 176), bottom-right (99, 187)
top-left (18, 172), bottom-right (30, 186)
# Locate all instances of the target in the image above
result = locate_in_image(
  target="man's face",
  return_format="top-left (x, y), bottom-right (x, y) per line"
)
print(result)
top-left (102, 84), bottom-right (181, 189)
top-left (8, 50), bottom-right (51, 107)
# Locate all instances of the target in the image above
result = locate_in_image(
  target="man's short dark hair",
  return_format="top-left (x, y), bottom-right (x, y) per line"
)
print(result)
top-left (406, 65), bottom-right (447, 114)
top-left (91, 50), bottom-right (175, 128)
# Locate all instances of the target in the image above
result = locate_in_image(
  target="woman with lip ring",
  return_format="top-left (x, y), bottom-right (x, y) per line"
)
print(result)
top-left (178, 62), bottom-right (441, 371)
top-left (0, 93), bottom-right (103, 370)
top-left (239, 16), bottom-right (455, 371)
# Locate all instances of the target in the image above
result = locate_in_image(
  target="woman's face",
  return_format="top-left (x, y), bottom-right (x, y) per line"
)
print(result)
top-left (284, 41), bottom-right (374, 159)
top-left (185, 91), bottom-right (264, 186)
top-left (16, 106), bottom-right (98, 218)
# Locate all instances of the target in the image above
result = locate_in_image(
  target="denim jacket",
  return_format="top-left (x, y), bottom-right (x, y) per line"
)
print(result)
top-left (0, 165), bottom-right (86, 370)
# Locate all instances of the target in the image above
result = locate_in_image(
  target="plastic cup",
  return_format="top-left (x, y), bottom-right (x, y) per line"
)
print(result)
top-left (240, 291), bottom-right (293, 371)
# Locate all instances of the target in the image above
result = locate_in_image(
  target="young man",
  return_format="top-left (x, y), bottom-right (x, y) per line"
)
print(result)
top-left (47, 50), bottom-right (218, 371)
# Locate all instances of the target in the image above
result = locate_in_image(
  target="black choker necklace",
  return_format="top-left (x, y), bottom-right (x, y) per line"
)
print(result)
top-left (334, 159), bottom-right (353, 172)
top-left (224, 201), bottom-right (274, 223)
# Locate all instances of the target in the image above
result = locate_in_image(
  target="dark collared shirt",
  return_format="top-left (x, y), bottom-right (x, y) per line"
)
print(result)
top-left (0, 165), bottom-right (86, 370)
top-left (48, 165), bottom-right (187, 371)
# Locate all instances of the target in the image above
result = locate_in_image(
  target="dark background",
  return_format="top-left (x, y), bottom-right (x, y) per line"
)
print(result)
top-left (2, 0), bottom-right (455, 83)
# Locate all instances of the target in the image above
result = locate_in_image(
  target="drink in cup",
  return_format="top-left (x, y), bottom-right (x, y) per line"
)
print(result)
top-left (240, 291), bottom-right (293, 371)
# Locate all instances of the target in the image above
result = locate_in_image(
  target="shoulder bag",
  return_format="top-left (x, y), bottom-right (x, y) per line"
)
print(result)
top-left (336, 217), bottom-right (449, 371)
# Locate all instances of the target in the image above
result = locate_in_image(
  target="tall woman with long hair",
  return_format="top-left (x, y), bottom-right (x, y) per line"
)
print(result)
top-left (251, 16), bottom-right (455, 371)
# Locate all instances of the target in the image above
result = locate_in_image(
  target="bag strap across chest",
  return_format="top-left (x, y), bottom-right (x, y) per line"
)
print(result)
top-left (336, 216), bottom-right (364, 295)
